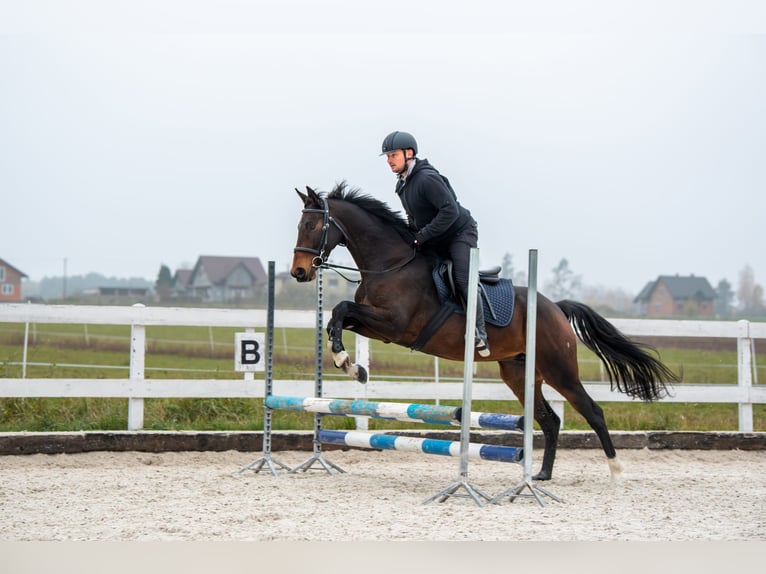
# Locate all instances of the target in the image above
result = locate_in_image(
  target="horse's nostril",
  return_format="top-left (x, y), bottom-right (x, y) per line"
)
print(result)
top-left (291, 268), bottom-right (305, 281)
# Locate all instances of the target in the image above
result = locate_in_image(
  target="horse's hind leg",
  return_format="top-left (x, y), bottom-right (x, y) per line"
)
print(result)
top-left (537, 360), bottom-right (623, 479)
top-left (556, 385), bottom-right (623, 480)
top-left (498, 358), bottom-right (561, 481)
top-left (533, 307), bottom-right (623, 481)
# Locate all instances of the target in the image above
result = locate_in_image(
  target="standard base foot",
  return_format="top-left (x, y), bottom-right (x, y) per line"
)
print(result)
top-left (289, 454), bottom-right (346, 475)
top-left (237, 456), bottom-right (293, 477)
top-left (423, 479), bottom-right (493, 507)
top-left (490, 480), bottom-right (564, 507)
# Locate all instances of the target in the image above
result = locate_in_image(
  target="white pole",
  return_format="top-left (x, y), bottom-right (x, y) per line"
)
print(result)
top-left (737, 320), bottom-right (754, 433)
top-left (128, 303), bottom-right (146, 430)
top-left (423, 247), bottom-right (491, 505)
top-left (354, 333), bottom-right (369, 430)
top-left (22, 301), bottom-right (30, 379)
top-left (457, 248), bottom-right (480, 478)
top-left (522, 249), bottom-right (538, 481)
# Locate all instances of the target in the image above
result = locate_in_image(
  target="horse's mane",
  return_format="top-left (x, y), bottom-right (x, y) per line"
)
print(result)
top-left (327, 181), bottom-right (414, 242)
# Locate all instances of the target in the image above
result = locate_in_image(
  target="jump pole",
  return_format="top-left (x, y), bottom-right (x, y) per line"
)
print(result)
top-left (423, 247), bottom-right (493, 506)
top-left (289, 265), bottom-right (345, 474)
top-left (319, 430), bottom-right (522, 463)
top-left (265, 395), bottom-right (523, 430)
top-left (491, 249), bottom-right (562, 506)
top-left (238, 261), bottom-right (292, 475)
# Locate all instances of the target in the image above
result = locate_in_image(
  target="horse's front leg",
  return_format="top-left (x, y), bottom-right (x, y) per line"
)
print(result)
top-left (326, 300), bottom-right (396, 384)
top-left (326, 300), bottom-right (368, 383)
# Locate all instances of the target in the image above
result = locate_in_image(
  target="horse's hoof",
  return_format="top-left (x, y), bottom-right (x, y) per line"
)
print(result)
top-left (532, 470), bottom-right (552, 481)
top-left (352, 364), bottom-right (368, 384)
top-left (608, 456), bottom-right (623, 481)
top-left (347, 363), bottom-right (368, 383)
top-left (332, 350), bottom-right (349, 369)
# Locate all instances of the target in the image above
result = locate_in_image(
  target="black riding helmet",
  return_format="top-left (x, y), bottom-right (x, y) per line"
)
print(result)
top-left (380, 131), bottom-right (418, 156)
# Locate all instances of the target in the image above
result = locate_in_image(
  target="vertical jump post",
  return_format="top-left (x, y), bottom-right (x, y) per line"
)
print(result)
top-left (491, 249), bottom-right (562, 506)
top-left (423, 247), bottom-right (493, 506)
top-left (239, 260), bottom-right (292, 475)
top-left (289, 265), bottom-right (345, 474)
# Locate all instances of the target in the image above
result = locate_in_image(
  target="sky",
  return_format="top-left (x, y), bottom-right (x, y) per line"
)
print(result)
top-left (2, 1), bottom-right (765, 295)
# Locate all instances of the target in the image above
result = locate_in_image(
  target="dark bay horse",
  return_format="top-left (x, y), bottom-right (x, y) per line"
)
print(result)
top-left (290, 183), bottom-right (679, 480)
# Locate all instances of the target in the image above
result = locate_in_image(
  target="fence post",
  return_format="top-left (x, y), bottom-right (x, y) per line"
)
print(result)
top-left (354, 334), bottom-right (369, 430)
top-left (737, 319), bottom-right (753, 433)
top-left (22, 301), bottom-right (30, 379)
top-left (551, 400), bottom-right (565, 429)
top-left (128, 305), bottom-right (146, 430)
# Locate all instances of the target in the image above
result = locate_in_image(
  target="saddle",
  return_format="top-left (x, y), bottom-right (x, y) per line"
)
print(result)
top-left (437, 260), bottom-right (501, 297)
top-left (410, 260), bottom-right (515, 352)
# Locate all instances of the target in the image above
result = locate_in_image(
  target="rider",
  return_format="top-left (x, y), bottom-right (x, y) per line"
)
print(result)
top-left (381, 130), bottom-right (490, 357)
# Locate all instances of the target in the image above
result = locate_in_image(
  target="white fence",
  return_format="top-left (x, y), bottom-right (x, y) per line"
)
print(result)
top-left (0, 304), bottom-right (764, 432)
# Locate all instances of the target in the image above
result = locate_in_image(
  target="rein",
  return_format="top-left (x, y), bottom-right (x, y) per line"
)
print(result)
top-left (295, 195), bottom-right (417, 282)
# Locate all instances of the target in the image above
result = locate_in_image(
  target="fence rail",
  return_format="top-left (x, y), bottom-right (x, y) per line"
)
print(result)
top-left (0, 304), bottom-right (763, 432)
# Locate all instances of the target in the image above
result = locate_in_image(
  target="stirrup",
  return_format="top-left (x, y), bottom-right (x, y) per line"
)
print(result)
top-left (475, 338), bottom-right (490, 358)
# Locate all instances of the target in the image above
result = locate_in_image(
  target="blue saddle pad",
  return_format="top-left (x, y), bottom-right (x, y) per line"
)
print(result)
top-left (432, 268), bottom-right (515, 328)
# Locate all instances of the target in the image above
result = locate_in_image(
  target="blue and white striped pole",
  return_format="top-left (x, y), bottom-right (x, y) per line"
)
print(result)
top-left (319, 430), bottom-right (522, 464)
top-left (264, 395), bottom-right (523, 431)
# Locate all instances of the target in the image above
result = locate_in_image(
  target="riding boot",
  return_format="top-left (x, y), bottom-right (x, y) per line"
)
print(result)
top-left (459, 288), bottom-right (490, 358)
top-left (474, 289), bottom-right (490, 357)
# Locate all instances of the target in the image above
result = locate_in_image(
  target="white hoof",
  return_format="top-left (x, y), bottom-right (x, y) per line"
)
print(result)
top-left (332, 349), bottom-right (349, 369)
top-left (608, 457), bottom-right (623, 482)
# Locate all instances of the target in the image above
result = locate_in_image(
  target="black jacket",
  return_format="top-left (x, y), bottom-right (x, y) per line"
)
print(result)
top-left (395, 159), bottom-right (475, 245)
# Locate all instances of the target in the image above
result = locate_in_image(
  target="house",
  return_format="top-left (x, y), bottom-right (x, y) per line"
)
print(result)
top-left (172, 268), bottom-right (193, 298)
top-left (184, 255), bottom-right (266, 303)
top-left (634, 274), bottom-right (716, 317)
top-left (0, 258), bottom-right (28, 303)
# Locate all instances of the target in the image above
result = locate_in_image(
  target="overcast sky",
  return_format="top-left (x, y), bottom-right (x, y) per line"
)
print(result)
top-left (2, 1), bottom-right (765, 294)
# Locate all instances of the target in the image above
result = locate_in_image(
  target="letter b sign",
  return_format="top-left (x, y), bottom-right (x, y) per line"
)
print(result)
top-left (234, 332), bottom-right (265, 372)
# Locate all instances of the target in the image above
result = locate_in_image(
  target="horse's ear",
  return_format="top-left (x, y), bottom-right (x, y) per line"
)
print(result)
top-left (305, 186), bottom-right (321, 203)
top-left (295, 188), bottom-right (308, 204)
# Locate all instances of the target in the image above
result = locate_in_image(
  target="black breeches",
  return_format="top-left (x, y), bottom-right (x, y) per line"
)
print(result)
top-left (447, 225), bottom-right (486, 334)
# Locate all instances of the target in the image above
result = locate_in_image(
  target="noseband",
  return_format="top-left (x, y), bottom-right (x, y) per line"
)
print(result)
top-left (294, 195), bottom-right (347, 268)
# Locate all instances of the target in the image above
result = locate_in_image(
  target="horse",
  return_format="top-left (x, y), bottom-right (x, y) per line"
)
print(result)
top-left (290, 182), bottom-right (680, 481)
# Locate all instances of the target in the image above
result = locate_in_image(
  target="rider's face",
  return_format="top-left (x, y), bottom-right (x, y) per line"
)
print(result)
top-left (386, 150), bottom-right (409, 174)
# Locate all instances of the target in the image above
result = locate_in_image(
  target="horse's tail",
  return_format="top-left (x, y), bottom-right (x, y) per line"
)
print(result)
top-left (556, 300), bottom-right (679, 401)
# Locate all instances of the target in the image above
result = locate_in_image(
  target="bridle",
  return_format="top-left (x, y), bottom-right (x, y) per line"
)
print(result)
top-left (294, 195), bottom-right (417, 279)
top-left (293, 194), bottom-right (347, 269)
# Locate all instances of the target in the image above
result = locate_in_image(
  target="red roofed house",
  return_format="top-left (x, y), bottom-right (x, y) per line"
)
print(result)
top-left (0, 258), bottom-right (28, 302)
top-left (185, 255), bottom-right (266, 303)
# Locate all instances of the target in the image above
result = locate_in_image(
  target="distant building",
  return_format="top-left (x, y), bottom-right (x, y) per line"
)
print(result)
top-left (80, 286), bottom-right (152, 305)
top-left (0, 258), bottom-right (28, 303)
top-left (172, 268), bottom-right (193, 298)
top-left (183, 255), bottom-right (267, 303)
top-left (634, 274), bottom-right (716, 317)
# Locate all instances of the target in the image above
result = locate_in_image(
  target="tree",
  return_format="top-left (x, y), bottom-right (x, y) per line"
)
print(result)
top-left (544, 258), bottom-right (582, 301)
top-left (500, 252), bottom-right (514, 280)
top-left (580, 285), bottom-right (634, 315)
top-left (714, 278), bottom-right (734, 318)
top-left (155, 264), bottom-right (174, 302)
top-left (737, 265), bottom-right (765, 315)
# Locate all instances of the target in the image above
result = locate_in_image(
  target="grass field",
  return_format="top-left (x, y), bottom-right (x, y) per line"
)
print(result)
top-left (0, 322), bottom-right (763, 433)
